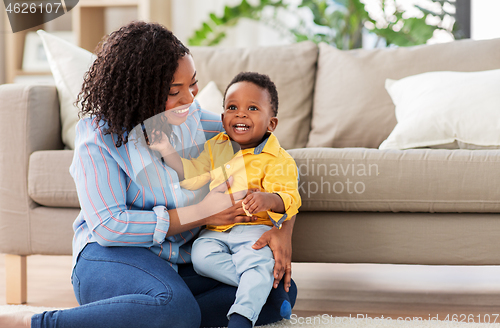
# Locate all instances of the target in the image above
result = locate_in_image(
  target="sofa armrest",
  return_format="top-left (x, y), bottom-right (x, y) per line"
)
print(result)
top-left (0, 84), bottom-right (63, 255)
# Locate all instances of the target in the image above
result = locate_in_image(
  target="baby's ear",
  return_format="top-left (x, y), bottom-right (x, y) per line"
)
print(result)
top-left (267, 117), bottom-right (278, 132)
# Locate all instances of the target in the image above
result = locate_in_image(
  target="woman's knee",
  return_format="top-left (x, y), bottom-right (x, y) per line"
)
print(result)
top-left (288, 279), bottom-right (298, 307)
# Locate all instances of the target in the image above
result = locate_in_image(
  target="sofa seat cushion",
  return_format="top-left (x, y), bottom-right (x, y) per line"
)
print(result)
top-left (289, 148), bottom-right (500, 213)
top-left (28, 150), bottom-right (79, 208)
top-left (29, 148), bottom-right (500, 213)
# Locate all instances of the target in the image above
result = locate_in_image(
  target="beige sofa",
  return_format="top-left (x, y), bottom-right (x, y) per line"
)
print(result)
top-left (2, 37), bottom-right (500, 304)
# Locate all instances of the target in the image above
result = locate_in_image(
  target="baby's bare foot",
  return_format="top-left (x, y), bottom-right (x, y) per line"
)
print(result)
top-left (0, 311), bottom-right (34, 328)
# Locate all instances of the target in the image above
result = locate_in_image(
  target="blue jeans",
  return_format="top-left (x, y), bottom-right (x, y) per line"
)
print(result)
top-left (31, 242), bottom-right (297, 328)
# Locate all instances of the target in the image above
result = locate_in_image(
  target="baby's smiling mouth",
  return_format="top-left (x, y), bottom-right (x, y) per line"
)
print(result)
top-left (234, 123), bottom-right (250, 132)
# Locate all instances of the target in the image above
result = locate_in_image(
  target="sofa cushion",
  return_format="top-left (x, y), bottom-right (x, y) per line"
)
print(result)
top-left (28, 150), bottom-right (79, 208)
top-left (38, 30), bottom-right (96, 150)
top-left (31, 147), bottom-right (500, 213)
top-left (289, 148), bottom-right (500, 213)
top-left (380, 69), bottom-right (500, 149)
top-left (195, 81), bottom-right (224, 115)
top-left (190, 41), bottom-right (318, 150)
top-left (307, 38), bottom-right (500, 148)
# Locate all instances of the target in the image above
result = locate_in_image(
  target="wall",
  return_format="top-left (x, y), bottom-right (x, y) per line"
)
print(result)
top-left (44, 8), bottom-right (72, 32)
top-left (105, 7), bottom-right (138, 35)
top-left (471, 0), bottom-right (500, 40)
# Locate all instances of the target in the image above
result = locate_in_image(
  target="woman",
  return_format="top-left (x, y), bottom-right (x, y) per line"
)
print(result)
top-left (0, 21), bottom-right (296, 328)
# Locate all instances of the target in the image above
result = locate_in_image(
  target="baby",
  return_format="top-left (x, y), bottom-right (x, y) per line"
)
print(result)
top-left (152, 72), bottom-right (301, 328)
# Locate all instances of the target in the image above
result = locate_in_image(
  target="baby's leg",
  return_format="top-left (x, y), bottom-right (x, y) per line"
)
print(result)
top-left (191, 229), bottom-right (240, 287)
top-left (227, 225), bottom-right (276, 326)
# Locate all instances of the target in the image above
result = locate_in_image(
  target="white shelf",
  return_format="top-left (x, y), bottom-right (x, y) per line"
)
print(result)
top-left (4, 0), bottom-right (172, 83)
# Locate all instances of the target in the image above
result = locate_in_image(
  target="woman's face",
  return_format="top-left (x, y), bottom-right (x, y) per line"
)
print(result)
top-left (165, 54), bottom-right (199, 126)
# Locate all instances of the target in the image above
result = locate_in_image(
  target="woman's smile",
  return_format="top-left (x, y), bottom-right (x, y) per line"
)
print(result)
top-left (170, 103), bottom-right (191, 116)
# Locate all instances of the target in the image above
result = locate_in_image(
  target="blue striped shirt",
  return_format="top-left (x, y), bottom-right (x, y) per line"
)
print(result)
top-left (69, 100), bottom-right (223, 270)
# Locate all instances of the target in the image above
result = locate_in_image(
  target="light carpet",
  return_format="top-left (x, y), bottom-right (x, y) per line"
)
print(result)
top-left (1, 305), bottom-right (500, 327)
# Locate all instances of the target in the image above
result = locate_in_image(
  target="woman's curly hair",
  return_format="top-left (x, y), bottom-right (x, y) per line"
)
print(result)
top-left (77, 21), bottom-right (190, 147)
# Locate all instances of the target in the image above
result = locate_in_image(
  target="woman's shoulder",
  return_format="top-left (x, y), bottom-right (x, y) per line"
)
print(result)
top-left (75, 116), bottom-right (107, 133)
top-left (192, 99), bottom-right (222, 123)
top-left (190, 100), bottom-right (222, 137)
top-left (74, 117), bottom-right (121, 150)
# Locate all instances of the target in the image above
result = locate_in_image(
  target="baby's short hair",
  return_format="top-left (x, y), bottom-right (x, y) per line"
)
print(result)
top-left (223, 72), bottom-right (279, 116)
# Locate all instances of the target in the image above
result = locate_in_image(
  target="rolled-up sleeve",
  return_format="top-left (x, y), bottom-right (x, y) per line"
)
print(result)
top-left (152, 206), bottom-right (171, 246)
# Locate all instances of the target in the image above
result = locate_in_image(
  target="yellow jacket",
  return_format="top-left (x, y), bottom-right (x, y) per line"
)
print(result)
top-left (180, 132), bottom-right (301, 231)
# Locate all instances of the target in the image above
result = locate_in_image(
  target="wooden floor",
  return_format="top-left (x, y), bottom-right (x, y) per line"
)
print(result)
top-left (2, 254), bottom-right (500, 323)
top-left (0, 254), bottom-right (78, 308)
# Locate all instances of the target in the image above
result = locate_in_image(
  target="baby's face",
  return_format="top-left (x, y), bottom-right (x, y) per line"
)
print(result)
top-left (222, 81), bottom-right (277, 149)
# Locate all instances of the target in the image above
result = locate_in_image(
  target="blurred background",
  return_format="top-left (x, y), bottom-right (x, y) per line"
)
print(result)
top-left (0, 0), bottom-right (499, 85)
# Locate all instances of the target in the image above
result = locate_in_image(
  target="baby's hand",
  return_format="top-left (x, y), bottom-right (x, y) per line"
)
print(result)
top-left (243, 191), bottom-right (274, 215)
top-left (148, 132), bottom-right (173, 156)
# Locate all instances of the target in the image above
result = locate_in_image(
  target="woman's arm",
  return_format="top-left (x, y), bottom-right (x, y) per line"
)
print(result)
top-left (71, 120), bottom-right (169, 247)
top-left (72, 119), bottom-right (250, 246)
top-left (166, 177), bottom-right (254, 237)
top-left (199, 106), bottom-right (224, 140)
top-left (252, 215), bottom-right (296, 292)
top-left (249, 154), bottom-right (300, 290)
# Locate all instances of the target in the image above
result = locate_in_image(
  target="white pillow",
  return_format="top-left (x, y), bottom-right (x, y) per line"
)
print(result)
top-left (37, 30), bottom-right (96, 150)
top-left (379, 69), bottom-right (500, 150)
top-left (195, 81), bottom-right (223, 115)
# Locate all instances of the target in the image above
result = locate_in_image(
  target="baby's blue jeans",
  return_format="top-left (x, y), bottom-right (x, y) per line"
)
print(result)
top-left (192, 225), bottom-right (275, 326)
top-left (30, 241), bottom-right (295, 328)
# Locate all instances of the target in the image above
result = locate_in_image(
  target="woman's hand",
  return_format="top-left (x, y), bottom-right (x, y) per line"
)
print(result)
top-left (169, 177), bottom-right (255, 236)
top-left (201, 177), bottom-right (256, 226)
top-left (252, 215), bottom-right (296, 292)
